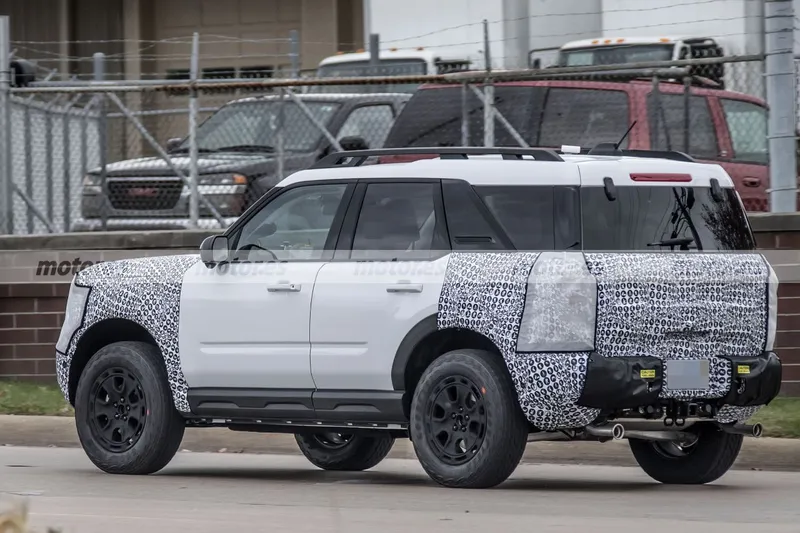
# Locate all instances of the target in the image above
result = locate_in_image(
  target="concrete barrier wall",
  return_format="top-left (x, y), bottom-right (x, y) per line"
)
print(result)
top-left (0, 216), bottom-right (798, 396)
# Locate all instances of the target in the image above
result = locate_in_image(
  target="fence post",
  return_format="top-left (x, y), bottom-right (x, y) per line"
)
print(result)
top-left (289, 30), bottom-right (300, 78)
top-left (461, 82), bottom-right (469, 146)
top-left (188, 32), bottom-right (200, 229)
top-left (276, 88), bottom-right (285, 182)
top-left (482, 19), bottom-right (494, 147)
top-left (94, 52), bottom-right (109, 231)
top-left (0, 16), bottom-right (11, 234)
top-left (765, 0), bottom-right (797, 212)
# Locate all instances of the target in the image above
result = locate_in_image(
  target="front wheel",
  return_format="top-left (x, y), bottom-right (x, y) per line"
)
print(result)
top-left (409, 349), bottom-right (529, 489)
top-left (628, 422), bottom-right (743, 484)
top-left (294, 432), bottom-right (395, 471)
top-left (74, 341), bottom-right (185, 475)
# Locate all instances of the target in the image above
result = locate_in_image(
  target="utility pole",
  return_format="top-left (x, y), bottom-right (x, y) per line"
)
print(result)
top-left (764, 0), bottom-right (797, 212)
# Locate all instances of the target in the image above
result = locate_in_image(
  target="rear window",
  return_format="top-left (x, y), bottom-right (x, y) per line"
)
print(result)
top-left (384, 86), bottom-right (546, 148)
top-left (383, 85), bottom-right (629, 149)
top-left (581, 186), bottom-right (755, 251)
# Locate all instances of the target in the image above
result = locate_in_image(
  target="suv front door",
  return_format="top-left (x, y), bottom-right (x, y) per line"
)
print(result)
top-left (309, 179), bottom-right (450, 391)
top-left (179, 181), bottom-right (355, 392)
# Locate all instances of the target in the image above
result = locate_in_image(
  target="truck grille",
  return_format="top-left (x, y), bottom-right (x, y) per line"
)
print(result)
top-left (107, 179), bottom-right (183, 210)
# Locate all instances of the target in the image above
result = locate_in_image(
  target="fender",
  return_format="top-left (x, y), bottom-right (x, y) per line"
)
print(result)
top-left (390, 314), bottom-right (439, 390)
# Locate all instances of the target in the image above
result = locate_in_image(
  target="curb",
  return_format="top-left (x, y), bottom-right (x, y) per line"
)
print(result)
top-left (1, 415), bottom-right (798, 472)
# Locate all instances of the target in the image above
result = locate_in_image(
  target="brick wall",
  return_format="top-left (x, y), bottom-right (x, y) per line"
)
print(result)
top-left (0, 282), bottom-right (68, 383)
top-left (0, 223), bottom-right (799, 395)
top-left (0, 230), bottom-right (216, 384)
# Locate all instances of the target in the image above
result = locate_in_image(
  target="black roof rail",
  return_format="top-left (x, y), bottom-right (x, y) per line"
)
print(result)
top-left (585, 144), bottom-right (696, 163)
top-left (312, 147), bottom-right (565, 168)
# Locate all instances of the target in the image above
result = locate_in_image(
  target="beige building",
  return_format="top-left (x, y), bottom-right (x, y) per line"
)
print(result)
top-left (1, 0), bottom-right (365, 80)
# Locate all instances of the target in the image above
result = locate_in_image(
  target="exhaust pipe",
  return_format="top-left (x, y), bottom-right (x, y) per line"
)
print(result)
top-left (623, 429), bottom-right (693, 442)
top-left (584, 423), bottom-right (625, 440)
top-left (718, 422), bottom-right (763, 437)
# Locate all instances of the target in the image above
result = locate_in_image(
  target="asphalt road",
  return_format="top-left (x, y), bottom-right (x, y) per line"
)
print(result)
top-left (1, 446), bottom-right (799, 533)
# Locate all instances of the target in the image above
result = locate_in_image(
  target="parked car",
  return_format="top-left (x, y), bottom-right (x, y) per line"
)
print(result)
top-left (56, 146), bottom-right (780, 489)
top-left (73, 92), bottom-right (410, 231)
top-left (381, 79), bottom-right (776, 212)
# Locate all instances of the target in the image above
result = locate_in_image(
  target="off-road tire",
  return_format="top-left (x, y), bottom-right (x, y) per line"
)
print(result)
top-left (295, 433), bottom-right (395, 471)
top-left (628, 422), bottom-right (743, 484)
top-left (74, 341), bottom-right (185, 475)
top-left (409, 348), bottom-right (529, 489)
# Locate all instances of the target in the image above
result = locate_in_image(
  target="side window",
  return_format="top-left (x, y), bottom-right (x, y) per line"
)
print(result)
top-left (351, 182), bottom-right (438, 260)
top-left (721, 98), bottom-right (768, 165)
top-left (235, 183), bottom-right (348, 261)
top-left (337, 105), bottom-right (395, 149)
top-left (538, 88), bottom-right (630, 148)
top-left (473, 186), bottom-right (555, 251)
top-left (648, 93), bottom-right (718, 159)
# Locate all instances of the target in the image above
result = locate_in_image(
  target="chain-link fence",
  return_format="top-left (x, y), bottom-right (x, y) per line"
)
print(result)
top-left (0, 55), bottom-right (784, 234)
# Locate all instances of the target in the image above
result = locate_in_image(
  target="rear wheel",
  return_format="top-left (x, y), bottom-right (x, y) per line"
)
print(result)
top-left (74, 341), bottom-right (185, 475)
top-left (628, 422), bottom-right (743, 484)
top-left (294, 432), bottom-right (395, 471)
top-left (409, 349), bottom-right (529, 489)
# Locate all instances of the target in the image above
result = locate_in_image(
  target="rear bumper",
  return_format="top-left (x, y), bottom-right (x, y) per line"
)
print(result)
top-left (577, 351), bottom-right (782, 410)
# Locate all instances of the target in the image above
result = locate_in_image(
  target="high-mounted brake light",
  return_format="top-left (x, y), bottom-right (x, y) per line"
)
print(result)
top-left (630, 173), bottom-right (692, 182)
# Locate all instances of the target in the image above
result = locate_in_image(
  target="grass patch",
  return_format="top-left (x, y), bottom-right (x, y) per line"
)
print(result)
top-left (0, 380), bottom-right (73, 417)
top-left (0, 379), bottom-right (798, 437)
top-left (750, 397), bottom-right (800, 438)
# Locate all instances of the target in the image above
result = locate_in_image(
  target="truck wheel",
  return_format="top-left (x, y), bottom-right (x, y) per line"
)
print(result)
top-left (409, 348), bottom-right (529, 489)
top-left (295, 433), bottom-right (395, 471)
top-left (628, 422), bottom-right (743, 484)
top-left (74, 341), bottom-right (185, 475)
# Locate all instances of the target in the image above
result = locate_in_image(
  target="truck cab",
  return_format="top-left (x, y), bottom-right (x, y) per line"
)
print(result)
top-left (312, 48), bottom-right (472, 94)
top-left (535, 36), bottom-right (726, 88)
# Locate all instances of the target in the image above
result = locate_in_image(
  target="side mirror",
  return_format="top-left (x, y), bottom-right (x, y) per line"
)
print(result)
top-left (531, 58), bottom-right (541, 70)
top-left (166, 138), bottom-right (184, 152)
top-left (339, 136), bottom-right (369, 151)
top-left (200, 235), bottom-right (230, 267)
top-left (10, 60), bottom-right (36, 88)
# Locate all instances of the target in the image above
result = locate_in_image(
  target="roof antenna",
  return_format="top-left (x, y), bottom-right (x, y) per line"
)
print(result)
top-left (587, 120), bottom-right (638, 156)
top-left (614, 120), bottom-right (637, 150)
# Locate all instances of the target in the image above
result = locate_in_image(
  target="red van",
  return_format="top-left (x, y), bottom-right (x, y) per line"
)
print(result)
top-left (381, 79), bottom-right (775, 212)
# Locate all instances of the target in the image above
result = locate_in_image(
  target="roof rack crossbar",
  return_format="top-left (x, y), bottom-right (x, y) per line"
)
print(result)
top-left (312, 147), bottom-right (565, 168)
top-left (584, 144), bottom-right (696, 162)
top-left (619, 149), bottom-right (696, 163)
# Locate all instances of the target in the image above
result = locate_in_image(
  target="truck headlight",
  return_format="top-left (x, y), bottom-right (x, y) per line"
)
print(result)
top-left (55, 282), bottom-right (91, 354)
top-left (517, 252), bottom-right (597, 352)
top-left (82, 174), bottom-right (102, 193)
top-left (198, 173), bottom-right (247, 186)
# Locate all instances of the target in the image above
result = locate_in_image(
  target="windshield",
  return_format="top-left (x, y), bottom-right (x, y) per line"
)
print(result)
top-left (312, 58), bottom-right (427, 94)
top-left (560, 44), bottom-right (675, 66)
top-left (581, 186), bottom-right (755, 251)
top-left (175, 101), bottom-right (340, 153)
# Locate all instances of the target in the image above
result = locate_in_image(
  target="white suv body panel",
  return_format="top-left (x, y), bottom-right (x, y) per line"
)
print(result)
top-left (179, 260), bottom-right (325, 390)
top-left (309, 255), bottom-right (449, 390)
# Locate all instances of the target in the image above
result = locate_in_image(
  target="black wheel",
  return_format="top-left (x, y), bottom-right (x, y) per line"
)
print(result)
top-left (74, 341), bottom-right (185, 475)
top-left (628, 422), bottom-right (743, 484)
top-left (409, 348), bottom-right (529, 489)
top-left (295, 432), bottom-right (395, 471)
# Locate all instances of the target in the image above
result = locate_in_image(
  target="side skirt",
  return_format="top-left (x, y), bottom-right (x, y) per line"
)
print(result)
top-left (185, 388), bottom-right (409, 436)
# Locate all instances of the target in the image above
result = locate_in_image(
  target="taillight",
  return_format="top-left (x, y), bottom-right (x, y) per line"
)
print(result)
top-left (630, 173), bottom-right (692, 182)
